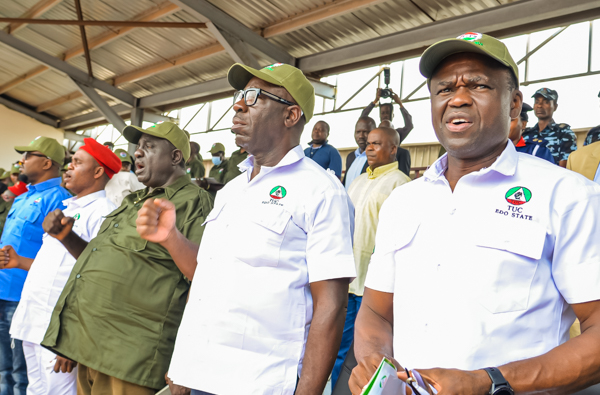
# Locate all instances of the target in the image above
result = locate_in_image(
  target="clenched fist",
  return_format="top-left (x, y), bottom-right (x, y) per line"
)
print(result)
top-left (136, 199), bottom-right (176, 244)
top-left (43, 209), bottom-right (75, 241)
top-left (0, 245), bottom-right (18, 269)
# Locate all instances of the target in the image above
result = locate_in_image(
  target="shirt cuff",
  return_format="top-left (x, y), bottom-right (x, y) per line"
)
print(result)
top-left (307, 256), bottom-right (356, 283)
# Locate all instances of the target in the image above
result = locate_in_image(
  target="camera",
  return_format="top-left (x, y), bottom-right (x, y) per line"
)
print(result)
top-left (380, 67), bottom-right (392, 98)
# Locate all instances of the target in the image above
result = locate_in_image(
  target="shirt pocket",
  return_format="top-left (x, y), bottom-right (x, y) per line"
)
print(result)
top-left (98, 205), bottom-right (127, 234)
top-left (233, 205), bottom-right (292, 268)
top-left (23, 209), bottom-right (42, 240)
top-left (474, 219), bottom-right (547, 314)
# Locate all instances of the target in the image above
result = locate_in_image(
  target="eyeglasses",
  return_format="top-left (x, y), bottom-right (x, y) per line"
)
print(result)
top-left (24, 152), bottom-right (50, 161)
top-left (234, 88), bottom-right (298, 108)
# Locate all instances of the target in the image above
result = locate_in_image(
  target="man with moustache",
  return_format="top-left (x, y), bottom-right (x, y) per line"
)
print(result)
top-left (304, 120), bottom-right (342, 178)
top-left (349, 33), bottom-right (600, 395)
top-left (41, 122), bottom-right (213, 395)
top-left (0, 137), bottom-right (70, 395)
top-left (332, 127), bottom-right (410, 389)
top-left (137, 63), bottom-right (355, 395)
top-left (522, 88), bottom-right (576, 167)
top-left (343, 117), bottom-right (376, 189)
top-left (1, 138), bottom-right (119, 395)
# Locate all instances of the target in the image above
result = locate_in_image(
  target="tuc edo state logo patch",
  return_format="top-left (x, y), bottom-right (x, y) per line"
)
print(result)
top-left (505, 186), bottom-right (532, 205)
top-left (457, 32), bottom-right (482, 41)
top-left (269, 186), bottom-right (287, 200)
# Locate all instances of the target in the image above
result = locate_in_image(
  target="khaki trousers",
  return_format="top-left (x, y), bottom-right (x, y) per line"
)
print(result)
top-left (77, 364), bottom-right (156, 395)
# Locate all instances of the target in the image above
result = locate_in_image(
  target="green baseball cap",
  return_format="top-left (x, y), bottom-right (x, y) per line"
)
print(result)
top-left (114, 148), bottom-right (133, 164)
top-left (209, 142), bottom-right (225, 155)
top-left (15, 136), bottom-right (65, 164)
top-left (227, 62), bottom-right (315, 122)
top-left (420, 32), bottom-right (518, 85)
top-left (0, 170), bottom-right (8, 180)
top-left (10, 164), bottom-right (21, 174)
top-left (123, 122), bottom-right (190, 161)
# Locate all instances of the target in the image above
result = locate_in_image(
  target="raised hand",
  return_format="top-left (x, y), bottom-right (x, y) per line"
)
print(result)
top-left (136, 199), bottom-right (177, 244)
top-left (43, 209), bottom-right (75, 241)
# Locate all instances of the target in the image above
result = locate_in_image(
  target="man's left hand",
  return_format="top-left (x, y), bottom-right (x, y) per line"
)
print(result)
top-left (398, 367), bottom-right (491, 395)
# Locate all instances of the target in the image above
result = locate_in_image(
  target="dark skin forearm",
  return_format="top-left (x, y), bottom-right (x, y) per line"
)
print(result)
top-left (295, 278), bottom-right (348, 395)
top-left (496, 300), bottom-right (600, 394)
top-left (354, 288), bottom-right (394, 364)
top-left (160, 229), bottom-right (199, 280)
top-left (59, 231), bottom-right (89, 259)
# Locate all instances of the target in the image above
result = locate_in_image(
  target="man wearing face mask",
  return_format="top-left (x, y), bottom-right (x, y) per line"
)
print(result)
top-left (208, 143), bottom-right (228, 184)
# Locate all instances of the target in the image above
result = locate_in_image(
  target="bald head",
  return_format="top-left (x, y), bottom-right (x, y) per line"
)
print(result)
top-left (377, 127), bottom-right (400, 147)
top-left (379, 120), bottom-right (395, 130)
top-left (366, 127), bottom-right (399, 170)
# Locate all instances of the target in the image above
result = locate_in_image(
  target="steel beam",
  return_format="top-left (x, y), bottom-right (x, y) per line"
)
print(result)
top-left (0, 95), bottom-right (58, 127)
top-left (63, 131), bottom-right (85, 142)
top-left (298, 0), bottom-right (600, 73)
top-left (139, 77), bottom-right (336, 109)
top-left (0, 30), bottom-right (136, 106)
top-left (169, 0), bottom-right (294, 65)
top-left (207, 22), bottom-right (260, 68)
top-left (73, 80), bottom-right (127, 132)
top-left (60, 104), bottom-right (174, 130)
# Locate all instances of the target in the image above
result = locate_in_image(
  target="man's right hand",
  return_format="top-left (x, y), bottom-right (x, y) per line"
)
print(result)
top-left (53, 356), bottom-right (77, 373)
top-left (374, 88), bottom-right (382, 104)
top-left (349, 353), bottom-right (402, 395)
top-left (43, 209), bottom-right (75, 241)
top-left (136, 199), bottom-right (177, 244)
top-left (0, 245), bottom-right (19, 269)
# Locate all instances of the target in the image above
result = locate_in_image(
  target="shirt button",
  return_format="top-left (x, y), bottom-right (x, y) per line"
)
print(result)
top-left (76, 274), bottom-right (81, 278)
top-left (92, 248), bottom-right (97, 252)
top-left (114, 223), bottom-right (119, 228)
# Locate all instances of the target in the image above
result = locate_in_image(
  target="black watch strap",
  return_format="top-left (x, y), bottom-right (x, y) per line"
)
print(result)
top-left (484, 367), bottom-right (513, 394)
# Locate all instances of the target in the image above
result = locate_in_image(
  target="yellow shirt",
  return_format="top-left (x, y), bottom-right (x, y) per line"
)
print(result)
top-left (348, 161), bottom-right (411, 296)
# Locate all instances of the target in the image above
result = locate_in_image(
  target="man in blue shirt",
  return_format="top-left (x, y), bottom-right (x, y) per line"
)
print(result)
top-left (509, 103), bottom-right (554, 163)
top-left (342, 117), bottom-right (376, 189)
top-left (304, 120), bottom-right (343, 179)
top-left (0, 136), bottom-right (70, 395)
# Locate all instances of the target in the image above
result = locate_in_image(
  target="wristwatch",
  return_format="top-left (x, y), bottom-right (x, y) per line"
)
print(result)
top-left (483, 367), bottom-right (514, 395)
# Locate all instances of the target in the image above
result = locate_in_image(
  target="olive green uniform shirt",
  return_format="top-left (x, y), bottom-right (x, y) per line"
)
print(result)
top-left (208, 159), bottom-right (228, 184)
top-left (0, 199), bottom-right (13, 238)
top-left (186, 154), bottom-right (205, 179)
top-left (223, 149), bottom-right (248, 184)
top-left (42, 174), bottom-right (213, 390)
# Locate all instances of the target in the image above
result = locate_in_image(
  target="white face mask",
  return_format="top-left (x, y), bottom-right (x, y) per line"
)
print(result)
top-left (212, 156), bottom-right (222, 166)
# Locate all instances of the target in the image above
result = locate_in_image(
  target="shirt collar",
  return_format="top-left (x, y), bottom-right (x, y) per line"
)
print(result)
top-left (355, 147), bottom-right (366, 157)
top-left (515, 137), bottom-right (526, 147)
top-left (63, 190), bottom-right (106, 209)
top-left (424, 141), bottom-right (517, 182)
top-left (27, 177), bottom-right (62, 193)
top-left (366, 162), bottom-right (398, 179)
top-left (239, 145), bottom-right (305, 175)
top-left (137, 174), bottom-right (191, 200)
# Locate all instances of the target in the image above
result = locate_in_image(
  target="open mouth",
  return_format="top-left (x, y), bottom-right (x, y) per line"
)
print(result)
top-left (446, 115), bottom-right (473, 132)
top-left (135, 163), bottom-right (145, 174)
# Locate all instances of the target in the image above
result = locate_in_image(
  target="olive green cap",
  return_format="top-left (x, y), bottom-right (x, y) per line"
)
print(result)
top-left (0, 168), bottom-right (5, 176)
top-left (123, 122), bottom-right (190, 161)
top-left (227, 62), bottom-right (315, 122)
top-left (10, 164), bottom-right (21, 174)
top-left (15, 136), bottom-right (65, 164)
top-left (0, 170), bottom-right (8, 180)
top-left (420, 32), bottom-right (518, 85)
top-left (209, 142), bottom-right (225, 154)
top-left (114, 148), bottom-right (133, 164)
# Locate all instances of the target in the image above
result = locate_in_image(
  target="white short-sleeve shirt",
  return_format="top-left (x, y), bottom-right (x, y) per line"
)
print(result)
top-left (169, 145), bottom-right (356, 395)
top-left (10, 191), bottom-right (116, 345)
top-left (366, 141), bottom-right (600, 371)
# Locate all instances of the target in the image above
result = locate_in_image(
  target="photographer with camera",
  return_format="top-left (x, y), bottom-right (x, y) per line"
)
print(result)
top-left (361, 68), bottom-right (414, 144)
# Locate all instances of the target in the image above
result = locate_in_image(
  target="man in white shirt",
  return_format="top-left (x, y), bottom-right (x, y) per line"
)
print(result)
top-left (105, 148), bottom-right (144, 207)
top-left (136, 62), bottom-right (356, 395)
top-left (0, 138), bottom-right (119, 395)
top-left (349, 33), bottom-right (600, 395)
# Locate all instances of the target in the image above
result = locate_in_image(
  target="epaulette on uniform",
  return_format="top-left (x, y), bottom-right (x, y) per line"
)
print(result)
top-left (557, 123), bottom-right (571, 129)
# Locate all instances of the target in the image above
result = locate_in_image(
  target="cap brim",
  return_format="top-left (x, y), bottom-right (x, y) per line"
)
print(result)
top-left (123, 125), bottom-right (168, 145)
top-left (521, 103), bottom-right (533, 112)
top-left (420, 38), bottom-right (511, 79)
top-left (227, 63), bottom-right (284, 90)
top-left (531, 93), bottom-right (555, 100)
top-left (14, 146), bottom-right (36, 154)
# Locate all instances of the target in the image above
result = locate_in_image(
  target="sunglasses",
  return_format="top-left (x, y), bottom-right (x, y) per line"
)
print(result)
top-left (234, 88), bottom-right (300, 110)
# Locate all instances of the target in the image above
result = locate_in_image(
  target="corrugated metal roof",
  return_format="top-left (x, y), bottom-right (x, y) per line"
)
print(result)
top-left (0, 0), bottom-right (521, 126)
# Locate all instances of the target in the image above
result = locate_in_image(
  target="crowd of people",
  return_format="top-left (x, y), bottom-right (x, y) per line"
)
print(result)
top-left (0, 31), bottom-right (599, 395)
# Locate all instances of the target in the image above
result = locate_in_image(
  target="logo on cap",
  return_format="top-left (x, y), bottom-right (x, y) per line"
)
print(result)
top-left (119, 152), bottom-right (127, 158)
top-left (505, 186), bottom-right (532, 205)
top-left (264, 63), bottom-right (284, 71)
top-left (457, 32), bottom-right (482, 41)
top-left (269, 186), bottom-right (287, 200)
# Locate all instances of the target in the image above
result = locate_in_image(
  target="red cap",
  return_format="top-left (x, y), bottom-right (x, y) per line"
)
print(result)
top-left (79, 138), bottom-right (122, 179)
top-left (8, 181), bottom-right (28, 196)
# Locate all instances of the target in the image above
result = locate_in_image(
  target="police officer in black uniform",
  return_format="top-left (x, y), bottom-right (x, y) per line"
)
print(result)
top-left (585, 90), bottom-right (600, 146)
top-left (522, 88), bottom-right (577, 167)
